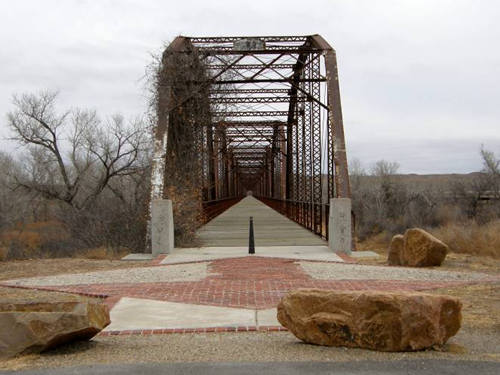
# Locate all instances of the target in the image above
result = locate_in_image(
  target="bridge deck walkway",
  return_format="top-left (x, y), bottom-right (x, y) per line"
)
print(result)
top-left (198, 196), bottom-right (326, 247)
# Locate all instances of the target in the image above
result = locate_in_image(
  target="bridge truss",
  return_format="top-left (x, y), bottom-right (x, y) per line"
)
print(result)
top-left (150, 35), bottom-right (351, 240)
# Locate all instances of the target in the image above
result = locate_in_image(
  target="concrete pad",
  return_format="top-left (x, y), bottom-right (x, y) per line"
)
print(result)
top-left (161, 246), bottom-right (344, 264)
top-left (256, 308), bottom-right (279, 327)
top-left (350, 251), bottom-right (380, 258)
top-left (121, 253), bottom-right (154, 261)
top-left (105, 297), bottom-right (256, 331)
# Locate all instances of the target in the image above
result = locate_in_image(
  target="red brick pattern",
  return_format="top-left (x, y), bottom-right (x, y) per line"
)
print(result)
top-left (98, 325), bottom-right (287, 336)
top-left (2, 256), bottom-right (485, 310)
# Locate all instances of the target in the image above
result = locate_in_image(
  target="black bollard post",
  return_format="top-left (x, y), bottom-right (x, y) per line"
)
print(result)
top-left (249, 216), bottom-right (255, 254)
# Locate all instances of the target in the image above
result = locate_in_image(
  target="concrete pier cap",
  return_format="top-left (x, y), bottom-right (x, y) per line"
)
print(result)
top-left (151, 199), bottom-right (174, 256)
top-left (328, 198), bottom-right (352, 254)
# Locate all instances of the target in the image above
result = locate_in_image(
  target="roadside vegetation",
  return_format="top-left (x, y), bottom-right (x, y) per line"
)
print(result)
top-left (352, 149), bottom-right (500, 258)
top-left (0, 91), bottom-right (151, 260)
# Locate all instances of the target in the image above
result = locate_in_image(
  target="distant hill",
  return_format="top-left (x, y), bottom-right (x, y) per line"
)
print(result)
top-left (352, 172), bottom-right (484, 192)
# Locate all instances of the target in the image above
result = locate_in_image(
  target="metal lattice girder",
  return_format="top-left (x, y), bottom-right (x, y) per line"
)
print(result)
top-left (189, 36), bottom-right (309, 43)
top-left (211, 78), bottom-right (326, 84)
top-left (211, 89), bottom-right (290, 95)
top-left (231, 147), bottom-right (269, 152)
top-left (211, 96), bottom-right (307, 104)
top-left (213, 111), bottom-right (289, 117)
top-left (207, 64), bottom-right (296, 70)
top-left (215, 121), bottom-right (288, 127)
top-left (196, 46), bottom-right (322, 55)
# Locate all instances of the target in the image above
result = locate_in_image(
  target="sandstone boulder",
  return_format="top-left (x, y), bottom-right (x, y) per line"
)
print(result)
top-left (277, 289), bottom-right (461, 351)
top-left (0, 301), bottom-right (110, 358)
top-left (387, 234), bottom-right (404, 265)
top-left (401, 228), bottom-right (448, 267)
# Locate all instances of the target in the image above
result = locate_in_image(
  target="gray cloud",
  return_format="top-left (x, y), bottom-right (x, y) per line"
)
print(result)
top-left (1, 0), bottom-right (499, 173)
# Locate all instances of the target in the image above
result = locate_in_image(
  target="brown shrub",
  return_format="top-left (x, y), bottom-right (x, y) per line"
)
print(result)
top-left (80, 246), bottom-right (127, 260)
top-left (430, 219), bottom-right (500, 258)
top-left (0, 246), bottom-right (7, 261)
top-left (356, 231), bottom-right (391, 251)
top-left (0, 221), bottom-right (72, 260)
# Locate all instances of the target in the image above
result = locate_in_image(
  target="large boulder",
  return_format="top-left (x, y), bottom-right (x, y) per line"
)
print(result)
top-left (401, 228), bottom-right (448, 267)
top-left (387, 234), bottom-right (404, 265)
top-left (277, 289), bottom-right (461, 351)
top-left (387, 229), bottom-right (448, 267)
top-left (0, 301), bottom-right (110, 358)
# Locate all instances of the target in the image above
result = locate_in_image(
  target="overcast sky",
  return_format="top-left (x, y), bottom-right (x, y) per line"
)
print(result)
top-left (0, 0), bottom-right (499, 174)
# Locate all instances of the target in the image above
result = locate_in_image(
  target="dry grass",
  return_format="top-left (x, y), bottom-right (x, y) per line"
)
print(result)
top-left (428, 282), bottom-right (500, 331)
top-left (356, 219), bottom-right (500, 261)
top-left (0, 286), bottom-right (98, 304)
top-left (356, 230), bottom-right (500, 276)
top-left (430, 219), bottom-right (500, 258)
top-left (0, 258), bottom-right (147, 281)
top-left (0, 220), bottom-right (69, 260)
top-left (0, 220), bottom-right (137, 261)
top-left (80, 246), bottom-right (130, 260)
top-left (356, 231), bottom-right (391, 252)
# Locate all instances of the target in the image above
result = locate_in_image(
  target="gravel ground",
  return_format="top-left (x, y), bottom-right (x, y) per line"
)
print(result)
top-left (299, 261), bottom-right (493, 282)
top-left (0, 258), bottom-right (147, 281)
top-left (1, 327), bottom-right (498, 371)
top-left (2, 263), bottom-right (208, 287)
top-left (0, 286), bottom-right (97, 303)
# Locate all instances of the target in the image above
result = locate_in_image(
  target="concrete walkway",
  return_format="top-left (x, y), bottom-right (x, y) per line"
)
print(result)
top-left (106, 297), bottom-right (279, 331)
top-left (198, 196), bottom-right (326, 247)
top-left (161, 246), bottom-right (343, 264)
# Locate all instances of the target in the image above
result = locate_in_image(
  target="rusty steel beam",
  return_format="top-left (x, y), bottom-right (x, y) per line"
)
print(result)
top-left (310, 34), bottom-right (351, 199)
top-left (211, 78), bottom-right (326, 84)
top-left (197, 47), bottom-right (322, 55)
top-left (189, 36), bottom-right (309, 43)
top-left (215, 120), bottom-right (288, 127)
top-left (211, 96), bottom-right (306, 104)
top-left (207, 64), bottom-right (295, 70)
top-left (249, 54), bottom-right (285, 80)
top-left (213, 110), bottom-right (289, 117)
top-left (226, 133), bottom-right (278, 138)
top-left (211, 89), bottom-right (290, 95)
top-left (235, 157), bottom-right (266, 160)
top-left (286, 46), bottom-right (309, 200)
top-left (230, 147), bottom-right (269, 151)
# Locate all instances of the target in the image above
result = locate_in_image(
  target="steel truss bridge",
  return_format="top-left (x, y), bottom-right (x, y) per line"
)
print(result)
top-left (150, 35), bottom-right (351, 240)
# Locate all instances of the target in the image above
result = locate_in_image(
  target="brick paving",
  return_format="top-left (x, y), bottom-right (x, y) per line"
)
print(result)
top-left (2, 256), bottom-right (486, 310)
top-left (99, 325), bottom-right (288, 336)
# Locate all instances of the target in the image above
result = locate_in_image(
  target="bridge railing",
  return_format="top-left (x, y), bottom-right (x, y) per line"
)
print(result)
top-left (201, 197), bottom-right (243, 224)
top-left (256, 197), bottom-right (330, 240)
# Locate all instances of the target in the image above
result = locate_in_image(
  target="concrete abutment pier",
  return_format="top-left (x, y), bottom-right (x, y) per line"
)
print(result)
top-left (328, 198), bottom-right (352, 254)
top-left (151, 199), bottom-right (174, 256)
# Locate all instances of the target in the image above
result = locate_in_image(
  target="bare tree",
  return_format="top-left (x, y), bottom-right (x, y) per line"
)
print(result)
top-left (481, 146), bottom-right (500, 176)
top-left (0, 152), bottom-right (23, 229)
top-left (480, 146), bottom-right (500, 198)
top-left (348, 158), bottom-right (366, 193)
top-left (7, 91), bottom-right (150, 210)
top-left (371, 160), bottom-right (400, 177)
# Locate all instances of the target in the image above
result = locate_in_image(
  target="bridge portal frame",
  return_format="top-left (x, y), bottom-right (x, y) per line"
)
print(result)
top-left (149, 35), bottom-right (351, 241)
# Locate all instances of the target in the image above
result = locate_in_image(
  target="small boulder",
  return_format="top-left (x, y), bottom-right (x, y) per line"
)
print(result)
top-left (402, 228), bottom-right (448, 267)
top-left (0, 301), bottom-right (110, 358)
top-left (277, 289), bottom-right (461, 351)
top-left (387, 234), bottom-right (404, 265)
